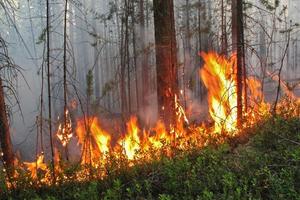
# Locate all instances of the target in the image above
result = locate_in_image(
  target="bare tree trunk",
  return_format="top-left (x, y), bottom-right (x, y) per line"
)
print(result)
top-left (46, 0), bottom-right (55, 181)
top-left (198, 0), bottom-right (203, 100)
top-left (221, 0), bottom-right (228, 55)
top-left (131, 1), bottom-right (139, 112)
top-left (94, 23), bottom-right (100, 100)
top-left (153, 0), bottom-right (178, 126)
top-left (140, 0), bottom-right (149, 112)
top-left (183, 0), bottom-right (191, 109)
top-left (63, 0), bottom-right (69, 161)
top-left (125, 0), bottom-right (131, 114)
top-left (0, 78), bottom-right (14, 171)
top-left (120, 7), bottom-right (128, 118)
top-left (231, 0), bottom-right (244, 127)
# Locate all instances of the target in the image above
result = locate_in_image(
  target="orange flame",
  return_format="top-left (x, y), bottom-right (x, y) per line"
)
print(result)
top-left (24, 154), bottom-right (47, 180)
top-left (118, 116), bottom-right (141, 160)
top-left (57, 109), bottom-right (73, 147)
top-left (200, 52), bottom-right (238, 133)
top-left (76, 117), bottom-right (111, 166)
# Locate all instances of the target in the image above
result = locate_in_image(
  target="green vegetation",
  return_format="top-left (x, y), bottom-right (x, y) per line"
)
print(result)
top-left (1, 116), bottom-right (300, 200)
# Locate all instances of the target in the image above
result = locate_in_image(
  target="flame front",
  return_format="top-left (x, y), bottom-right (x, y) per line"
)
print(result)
top-left (13, 51), bottom-right (300, 188)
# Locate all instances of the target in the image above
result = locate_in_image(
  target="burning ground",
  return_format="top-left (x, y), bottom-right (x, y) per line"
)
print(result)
top-left (1, 52), bottom-right (300, 199)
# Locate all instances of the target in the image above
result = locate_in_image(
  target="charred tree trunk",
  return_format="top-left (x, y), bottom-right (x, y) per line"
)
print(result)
top-left (153, 0), bottom-right (178, 126)
top-left (231, 0), bottom-right (244, 127)
top-left (0, 78), bottom-right (14, 171)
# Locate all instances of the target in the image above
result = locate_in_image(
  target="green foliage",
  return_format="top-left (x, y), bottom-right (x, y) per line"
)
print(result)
top-left (3, 117), bottom-right (300, 199)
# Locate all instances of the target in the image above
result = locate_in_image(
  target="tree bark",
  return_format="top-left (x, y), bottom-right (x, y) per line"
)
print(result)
top-left (46, 0), bottom-right (55, 181)
top-left (63, 0), bottom-right (69, 161)
top-left (140, 0), bottom-right (149, 111)
top-left (153, 0), bottom-right (178, 126)
top-left (0, 78), bottom-right (14, 170)
top-left (231, 0), bottom-right (244, 127)
top-left (221, 0), bottom-right (228, 55)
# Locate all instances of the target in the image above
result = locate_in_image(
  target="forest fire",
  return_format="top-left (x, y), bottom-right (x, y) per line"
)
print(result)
top-left (57, 110), bottom-right (73, 147)
top-left (76, 117), bottom-right (111, 166)
top-left (200, 52), bottom-right (238, 133)
top-left (6, 51), bottom-right (300, 188)
top-left (24, 154), bottom-right (47, 180)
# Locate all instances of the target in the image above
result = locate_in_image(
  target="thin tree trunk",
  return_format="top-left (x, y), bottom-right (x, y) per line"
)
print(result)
top-left (221, 0), bottom-right (228, 55)
top-left (132, 1), bottom-right (139, 112)
top-left (231, 0), bottom-right (244, 127)
top-left (198, 0), bottom-right (204, 100)
top-left (63, 0), bottom-right (69, 161)
top-left (125, 0), bottom-right (131, 114)
top-left (183, 0), bottom-right (191, 109)
top-left (120, 8), bottom-right (128, 118)
top-left (46, 0), bottom-right (55, 181)
top-left (140, 0), bottom-right (149, 112)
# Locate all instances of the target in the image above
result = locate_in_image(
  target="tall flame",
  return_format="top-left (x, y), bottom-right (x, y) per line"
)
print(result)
top-left (200, 52), bottom-right (238, 133)
top-left (118, 116), bottom-right (141, 160)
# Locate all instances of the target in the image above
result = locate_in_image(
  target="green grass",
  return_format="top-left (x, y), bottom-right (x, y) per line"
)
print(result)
top-left (1, 116), bottom-right (300, 200)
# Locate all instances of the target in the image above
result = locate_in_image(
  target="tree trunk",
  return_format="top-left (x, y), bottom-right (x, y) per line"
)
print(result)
top-left (63, 0), bottom-right (69, 161)
top-left (120, 4), bottom-right (128, 118)
top-left (46, 0), bottom-right (55, 181)
top-left (0, 78), bottom-right (14, 170)
top-left (231, 0), bottom-right (244, 127)
top-left (221, 0), bottom-right (228, 55)
top-left (131, 1), bottom-right (139, 112)
top-left (125, 0), bottom-right (131, 114)
top-left (183, 0), bottom-right (191, 109)
top-left (197, 0), bottom-right (203, 100)
top-left (153, 0), bottom-right (178, 126)
top-left (140, 0), bottom-right (149, 111)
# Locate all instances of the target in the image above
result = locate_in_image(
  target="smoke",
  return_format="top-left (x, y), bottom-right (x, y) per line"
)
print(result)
top-left (138, 92), bottom-right (158, 127)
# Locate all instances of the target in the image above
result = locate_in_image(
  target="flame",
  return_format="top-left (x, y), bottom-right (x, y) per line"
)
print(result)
top-left (118, 116), bottom-right (141, 160)
top-left (200, 52), bottom-right (238, 133)
top-left (76, 117), bottom-right (111, 166)
top-left (148, 121), bottom-right (171, 149)
top-left (24, 154), bottom-right (47, 180)
top-left (57, 109), bottom-right (73, 147)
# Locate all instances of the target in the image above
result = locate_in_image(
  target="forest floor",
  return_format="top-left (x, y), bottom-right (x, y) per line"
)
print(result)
top-left (1, 116), bottom-right (300, 200)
